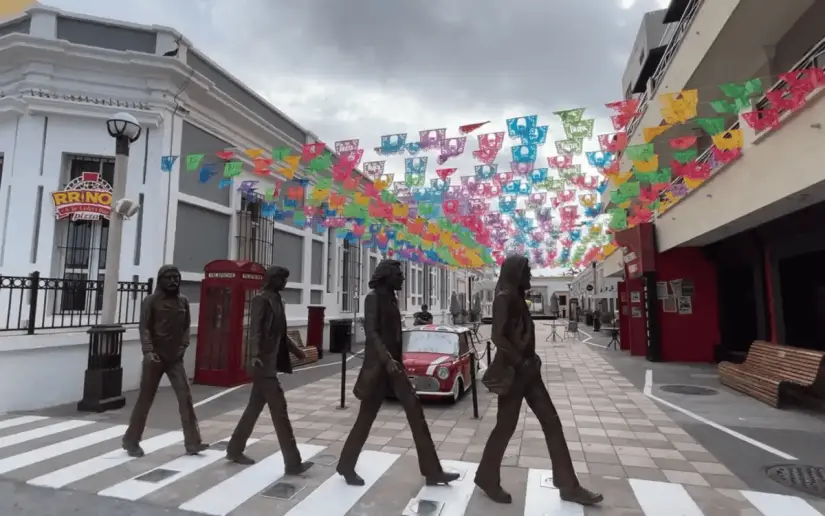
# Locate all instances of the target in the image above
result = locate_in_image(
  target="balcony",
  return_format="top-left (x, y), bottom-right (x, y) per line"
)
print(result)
top-left (606, 0), bottom-right (819, 209)
top-left (655, 39), bottom-right (825, 251)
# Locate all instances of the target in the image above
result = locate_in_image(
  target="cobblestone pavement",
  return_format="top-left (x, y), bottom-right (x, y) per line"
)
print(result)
top-left (1, 322), bottom-right (823, 514)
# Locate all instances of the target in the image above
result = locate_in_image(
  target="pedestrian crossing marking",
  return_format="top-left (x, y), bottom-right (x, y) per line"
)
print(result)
top-left (178, 443), bottom-right (326, 516)
top-left (28, 430), bottom-right (184, 488)
top-left (403, 460), bottom-right (478, 516)
top-left (742, 490), bottom-right (823, 516)
top-left (0, 416), bottom-right (48, 430)
top-left (629, 478), bottom-right (703, 516)
top-left (0, 424), bottom-right (127, 475)
top-left (98, 436), bottom-right (246, 501)
top-left (0, 416), bottom-right (822, 515)
top-left (524, 469), bottom-right (583, 516)
top-left (0, 419), bottom-right (94, 449)
top-left (283, 450), bottom-right (399, 516)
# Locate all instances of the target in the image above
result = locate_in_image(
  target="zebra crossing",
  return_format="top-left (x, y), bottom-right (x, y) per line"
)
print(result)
top-left (0, 415), bottom-right (822, 515)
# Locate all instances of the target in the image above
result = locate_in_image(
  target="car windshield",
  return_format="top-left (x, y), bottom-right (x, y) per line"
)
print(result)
top-left (403, 331), bottom-right (459, 355)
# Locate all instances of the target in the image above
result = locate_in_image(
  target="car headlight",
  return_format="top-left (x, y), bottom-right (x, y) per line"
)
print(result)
top-left (436, 366), bottom-right (450, 380)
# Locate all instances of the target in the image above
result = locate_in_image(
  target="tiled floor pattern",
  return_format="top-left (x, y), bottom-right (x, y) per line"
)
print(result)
top-left (4, 325), bottom-right (824, 514)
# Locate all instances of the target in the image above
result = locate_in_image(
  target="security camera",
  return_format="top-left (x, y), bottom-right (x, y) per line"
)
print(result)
top-left (114, 198), bottom-right (141, 219)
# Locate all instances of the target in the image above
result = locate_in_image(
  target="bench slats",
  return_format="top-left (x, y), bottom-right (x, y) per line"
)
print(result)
top-left (287, 329), bottom-right (319, 368)
top-left (718, 341), bottom-right (825, 408)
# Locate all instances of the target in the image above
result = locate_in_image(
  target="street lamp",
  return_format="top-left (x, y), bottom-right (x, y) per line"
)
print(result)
top-left (78, 112), bottom-right (141, 413)
top-left (101, 112), bottom-right (141, 325)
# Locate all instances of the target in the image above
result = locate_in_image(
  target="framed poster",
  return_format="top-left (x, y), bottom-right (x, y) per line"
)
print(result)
top-left (630, 291), bottom-right (641, 303)
top-left (656, 281), bottom-right (669, 298)
top-left (662, 295), bottom-right (677, 313)
top-left (677, 296), bottom-right (692, 315)
top-left (670, 279), bottom-right (683, 297)
top-left (631, 307), bottom-right (642, 318)
top-left (681, 279), bottom-right (695, 296)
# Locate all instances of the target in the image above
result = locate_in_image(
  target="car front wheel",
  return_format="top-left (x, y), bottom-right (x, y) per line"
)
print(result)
top-left (449, 377), bottom-right (464, 403)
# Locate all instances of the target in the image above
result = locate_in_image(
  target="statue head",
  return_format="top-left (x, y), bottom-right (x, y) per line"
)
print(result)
top-left (369, 259), bottom-right (404, 291)
top-left (156, 265), bottom-right (181, 296)
top-left (263, 265), bottom-right (289, 292)
top-left (496, 254), bottom-right (531, 298)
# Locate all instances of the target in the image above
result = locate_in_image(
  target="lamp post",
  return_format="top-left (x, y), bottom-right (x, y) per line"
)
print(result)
top-left (78, 112), bottom-right (141, 413)
top-left (101, 112), bottom-right (142, 324)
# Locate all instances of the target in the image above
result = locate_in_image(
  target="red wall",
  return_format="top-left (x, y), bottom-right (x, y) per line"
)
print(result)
top-left (655, 247), bottom-right (719, 362)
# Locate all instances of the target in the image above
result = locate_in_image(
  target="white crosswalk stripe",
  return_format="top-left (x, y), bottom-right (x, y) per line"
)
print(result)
top-left (0, 415), bottom-right (821, 515)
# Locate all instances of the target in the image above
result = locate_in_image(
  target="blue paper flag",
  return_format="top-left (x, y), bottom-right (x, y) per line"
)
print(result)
top-left (161, 155), bottom-right (178, 172)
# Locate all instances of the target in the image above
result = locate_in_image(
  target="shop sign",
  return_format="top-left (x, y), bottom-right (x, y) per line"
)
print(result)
top-left (51, 172), bottom-right (112, 221)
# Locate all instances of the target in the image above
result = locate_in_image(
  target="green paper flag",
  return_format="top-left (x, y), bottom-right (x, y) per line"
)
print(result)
top-left (710, 99), bottom-right (738, 114)
top-left (719, 79), bottom-right (762, 99)
top-left (308, 152), bottom-right (332, 173)
top-left (380, 190), bottom-right (395, 202)
top-left (608, 208), bottom-right (627, 230)
top-left (418, 202), bottom-right (435, 216)
top-left (343, 204), bottom-right (367, 218)
top-left (316, 176), bottom-right (333, 189)
top-left (624, 143), bottom-right (655, 162)
top-left (695, 117), bottom-right (727, 135)
top-left (673, 148), bottom-right (697, 164)
top-left (272, 147), bottom-right (291, 161)
top-left (223, 161), bottom-right (243, 178)
top-left (554, 108), bottom-right (586, 123)
top-left (405, 173), bottom-right (425, 187)
top-left (563, 119), bottom-right (595, 139)
top-left (618, 181), bottom-right (640, 198)
top-left (186, 154), bottom-right (204, 171)
top-left (292, 212), bottom-right (306, 226)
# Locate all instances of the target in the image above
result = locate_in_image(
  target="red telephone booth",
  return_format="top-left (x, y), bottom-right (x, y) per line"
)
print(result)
top-left (194, 260), bottom-right (265, 387)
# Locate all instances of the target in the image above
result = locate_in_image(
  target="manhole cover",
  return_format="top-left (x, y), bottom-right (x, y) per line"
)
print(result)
top-left (660, 384), bottom-right (718, 396)
top-left (135, 468), bottom-right (178, 483)
top-left (402, 499), bottom-right (445, 516)
top-left (261, 481), bottom-right (305, 500)
top-left (766, 465), bottom-right (825, 498)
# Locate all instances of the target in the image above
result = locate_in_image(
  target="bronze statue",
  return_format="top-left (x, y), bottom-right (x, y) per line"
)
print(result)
top-left (123, 265), bottom-right (208, 457)
top-left (476, 255), bottom-right (603, 507)
top-left (337, 260), bottom-right (459, 486)
top-left (225, 265), bottom-right (312, 474)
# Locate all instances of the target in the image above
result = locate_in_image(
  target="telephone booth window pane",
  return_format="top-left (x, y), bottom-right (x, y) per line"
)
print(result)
top-left (202, 286), bottom-right (231, 371)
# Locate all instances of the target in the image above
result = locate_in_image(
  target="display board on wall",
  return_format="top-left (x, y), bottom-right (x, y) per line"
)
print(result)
top-left (630, 291), bottom-right (641, 303)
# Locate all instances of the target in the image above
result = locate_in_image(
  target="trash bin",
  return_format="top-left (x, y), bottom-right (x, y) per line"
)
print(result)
top-left (585, 313), bottom-right (594, 326)
top-left (329, 319), bottom-right (352, 353)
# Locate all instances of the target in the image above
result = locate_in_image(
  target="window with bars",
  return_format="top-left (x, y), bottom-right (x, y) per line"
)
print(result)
top-left (236, 191), bottom-right (276, 267)
top-left (439, 268), bottom-right (448, 310)
top-left (428, 266), bottom-right (438, 308)
top-left (409, 263), bottom-right (424, 308)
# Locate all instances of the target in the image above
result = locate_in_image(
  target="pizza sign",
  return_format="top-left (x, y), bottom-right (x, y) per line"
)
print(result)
top-left (52, 172), bottom-right (113, 221)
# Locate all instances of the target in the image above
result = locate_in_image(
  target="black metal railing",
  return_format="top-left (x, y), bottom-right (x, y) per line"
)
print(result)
top-left (0, 271), bottom-right (153, 334)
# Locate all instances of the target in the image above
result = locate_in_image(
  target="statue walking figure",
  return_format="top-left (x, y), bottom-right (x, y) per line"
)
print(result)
top-left (225, 265), bottom-right (313, 475)
top-left (475, 255), bottom-right (603, 507)
top-left (337, 260), bottom-right (460, 486)
top-left (123, 265), bottom-right (207, 457)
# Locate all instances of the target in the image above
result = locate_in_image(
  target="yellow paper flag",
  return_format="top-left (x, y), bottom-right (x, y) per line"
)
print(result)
top-left (632, 156), bottom-right (659, 173)
top-left (643, 125), bottom-right (671, 142)
top-left (244, 148), bottom-right (265, 158)
top-left (711, 129), bottom-right (744, 150)
top-left (684, 177), bottom-right (704, 189)
top-left (353, 192), bottom-right (370, 206)
top-left (660, 89), bottom-right (698, 124)
top-left (0, 0), bottom-right (34, 17)
top-left (610, 171), bottom-right (633, 187)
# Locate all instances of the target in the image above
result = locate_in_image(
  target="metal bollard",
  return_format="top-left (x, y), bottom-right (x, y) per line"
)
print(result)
top-left (486, 341), bottom-right (492, 367)
top-left (469, 353), bottom-right (479, 419)
top-left (337, 344), bottom-right (347, 410)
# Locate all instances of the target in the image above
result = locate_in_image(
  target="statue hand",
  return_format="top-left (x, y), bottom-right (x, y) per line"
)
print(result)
top-left (384, 359), bottom-right (402, 375)
top-left (251, 358), bottom-right (264, 368)
top-left (293, 347), bottom-right (307, 361)
top-left (143, 352), bottom-right (161, 364)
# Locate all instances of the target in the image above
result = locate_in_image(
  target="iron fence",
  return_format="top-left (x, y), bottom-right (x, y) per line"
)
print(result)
top-left (0, 271), bottom-right (153, 334)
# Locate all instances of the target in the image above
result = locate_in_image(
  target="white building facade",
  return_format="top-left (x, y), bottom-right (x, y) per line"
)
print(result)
top-left (0, 5), bottom-right (473, 412)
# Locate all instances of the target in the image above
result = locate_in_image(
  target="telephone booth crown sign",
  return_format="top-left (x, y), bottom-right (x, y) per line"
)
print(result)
top-left (195, 260), bottom-right (265, 387)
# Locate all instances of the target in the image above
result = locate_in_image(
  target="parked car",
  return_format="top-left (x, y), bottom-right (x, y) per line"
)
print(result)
top-left (400, 325), bottom-right (483, 403)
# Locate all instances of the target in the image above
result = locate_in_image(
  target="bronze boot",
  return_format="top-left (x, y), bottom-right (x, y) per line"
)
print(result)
top-left (425, 470), bottom-right (461, 486)
top-left (473, 478), bottom-right (513, 504)
top-left (336, 467), bottom-right (365, 486)
top-left (285, 461), bottom-right (314, 475)
top-left (559, 485), bottom-right (604, 506)
top-left (226, 453), bottom-right (256, 465)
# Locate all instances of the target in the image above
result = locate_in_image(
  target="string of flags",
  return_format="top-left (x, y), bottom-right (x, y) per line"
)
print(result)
top-left (156, 67), bottom-right (821, 270)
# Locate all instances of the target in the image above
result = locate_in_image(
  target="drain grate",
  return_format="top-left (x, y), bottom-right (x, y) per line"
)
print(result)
top-left (766, 465), bottom-right (825, 498)
top-left (660, 384), bottom-right (718, 396)
top-left (261, 481), bottom-right (305, 500)
top-left (403, 499), bottom-right (445, 515)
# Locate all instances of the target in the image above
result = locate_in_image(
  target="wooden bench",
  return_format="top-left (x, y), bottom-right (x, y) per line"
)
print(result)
top-left (718, 341), bottom-right (825, 408)
top-left (287, 329), bottom-right (319, 368)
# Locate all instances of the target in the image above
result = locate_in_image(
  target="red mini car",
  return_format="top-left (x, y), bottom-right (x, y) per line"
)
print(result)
top-left (401, 325), bottom-right (483, 403)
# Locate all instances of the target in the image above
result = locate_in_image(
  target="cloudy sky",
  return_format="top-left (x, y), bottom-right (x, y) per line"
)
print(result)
top-left (37, 0), bottom-right (668, 271)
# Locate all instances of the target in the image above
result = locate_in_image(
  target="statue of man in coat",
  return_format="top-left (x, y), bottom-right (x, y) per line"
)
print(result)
top-left (122, 264), bottom-right (208, 457)
top-left (337, 259), bottom-right (459, 487)
top-left (224, 265), bottom-right (313, 475)
top-left (475, 254), bottom-right (603, 507)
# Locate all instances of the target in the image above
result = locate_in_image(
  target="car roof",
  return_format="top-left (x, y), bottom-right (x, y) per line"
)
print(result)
top-left (403, 325), bottom-right (472, 334)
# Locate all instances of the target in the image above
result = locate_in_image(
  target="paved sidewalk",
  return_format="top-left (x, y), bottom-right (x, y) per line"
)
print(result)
top-left (1, 321), bottom-right (824, 514)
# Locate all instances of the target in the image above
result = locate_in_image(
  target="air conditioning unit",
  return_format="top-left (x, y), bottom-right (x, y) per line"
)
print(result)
top-left (114, 198), bottom-right (140, 219)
